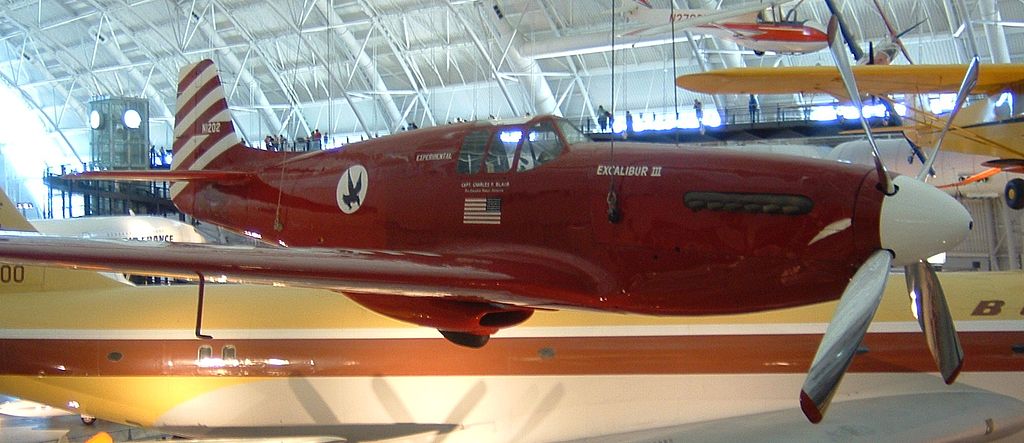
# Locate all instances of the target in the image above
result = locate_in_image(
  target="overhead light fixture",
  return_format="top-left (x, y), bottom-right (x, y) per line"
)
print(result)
top-left (123, 109), bottom-right (141, 129)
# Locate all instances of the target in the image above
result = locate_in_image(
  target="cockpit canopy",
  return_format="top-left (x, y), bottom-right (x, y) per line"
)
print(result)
top-left (457, 116), bottom-right (589, 175)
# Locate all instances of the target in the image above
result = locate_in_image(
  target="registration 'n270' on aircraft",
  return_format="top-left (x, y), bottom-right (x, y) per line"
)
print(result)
top-left (621, 0), bottom-right (827, 56)
top-left (0, 58), bottom-right (978, 424)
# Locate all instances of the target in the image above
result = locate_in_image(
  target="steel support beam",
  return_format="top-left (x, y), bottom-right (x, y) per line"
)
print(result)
top-left (444, 1), bottom-right (520, 117)
top-left (979, 0), bottom-right (1011, 63)
top-left (481, 1), bottom-right (560, 116)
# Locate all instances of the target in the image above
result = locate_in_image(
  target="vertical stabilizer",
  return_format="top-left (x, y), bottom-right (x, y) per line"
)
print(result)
top-left (172, 59), bottom-right (242, 173)
top-left (0, 189), bottom-right (36, 232)
top-left (170, 59), bottom-right (248, 208)
top-left (0, 189), bottom-right (126, 292)
top-left (171, 59), bottom-right (252, 212)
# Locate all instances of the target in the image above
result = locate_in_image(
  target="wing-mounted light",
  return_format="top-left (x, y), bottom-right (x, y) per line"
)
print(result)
top-left (344, 293), bottom-right (534, 348)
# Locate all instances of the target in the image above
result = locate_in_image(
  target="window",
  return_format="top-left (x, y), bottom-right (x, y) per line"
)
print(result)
top-left (485, 130), bottom-right (520, 173)
top-left (198, 345), bottom-right (213, 360)
top-left (457, 130), bottom-right (489, 174)
top-left (222, 345), bottom-right (237, 360)
top-left (557, 119), bottom-right (590, 145)
top-left (517, 121), bottom-right (564, 172)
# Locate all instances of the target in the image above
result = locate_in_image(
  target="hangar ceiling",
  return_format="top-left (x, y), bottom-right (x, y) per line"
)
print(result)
top-left (0, 0), bottom-right (1022, 160)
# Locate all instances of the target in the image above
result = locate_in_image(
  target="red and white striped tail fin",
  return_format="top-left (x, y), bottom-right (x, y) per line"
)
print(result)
top-left (170, 59), bottom-right (246, 202)
top-left (172, 59), bottom-right (242, 173)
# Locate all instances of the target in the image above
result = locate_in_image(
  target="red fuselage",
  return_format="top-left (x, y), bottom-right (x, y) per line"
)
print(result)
top-left (174, 116), bottom-right (882, 315)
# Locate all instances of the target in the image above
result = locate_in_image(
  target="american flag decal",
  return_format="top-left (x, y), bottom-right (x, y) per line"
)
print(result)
top-left (463, 197), bottom-right (502, 225)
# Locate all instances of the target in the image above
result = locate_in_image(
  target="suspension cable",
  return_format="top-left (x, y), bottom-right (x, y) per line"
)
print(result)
top-left (606, 0), bottom-right (621, 223)
top-left (671, 0), bottom-right (680, 146)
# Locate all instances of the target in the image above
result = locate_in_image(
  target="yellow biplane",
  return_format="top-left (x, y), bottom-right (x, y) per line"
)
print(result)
top-left (676, 64), bottom-right (1024, 209)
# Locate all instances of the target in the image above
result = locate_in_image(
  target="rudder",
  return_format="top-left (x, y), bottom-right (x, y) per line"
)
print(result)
top-left (172, 59), bottom-right (243, 173)
top-left (170, 59), bottom-right (249, 210)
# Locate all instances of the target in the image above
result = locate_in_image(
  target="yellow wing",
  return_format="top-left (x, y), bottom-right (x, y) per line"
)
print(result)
top-left (675, 64), bottom-right (1024, 98)
top-left (677, 64), bottom-right (1024, 161)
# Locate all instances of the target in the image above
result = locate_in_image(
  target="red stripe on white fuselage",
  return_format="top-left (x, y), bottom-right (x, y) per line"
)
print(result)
top-left (700, 22), bottom-right (828, 54)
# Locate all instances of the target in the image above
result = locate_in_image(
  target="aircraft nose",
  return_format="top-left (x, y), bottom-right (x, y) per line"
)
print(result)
top-left (880, 175), bottom-right (973, 266)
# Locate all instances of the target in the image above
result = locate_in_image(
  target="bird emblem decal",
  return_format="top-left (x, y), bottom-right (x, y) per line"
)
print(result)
top-left (336, 165), bottom-right (368, 214)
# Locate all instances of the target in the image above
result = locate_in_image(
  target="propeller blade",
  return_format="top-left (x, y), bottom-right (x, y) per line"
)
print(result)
top-left (916, 56), bottom-right (980, 181)
top-left (895, 18), bottom-right (928, 40)
top-left (872, 0), bottom-right (899, 39)
top-left (801, 249), bottom-right (893, 423)
top-left (906, 260), bottom-right (964, 384)
top-left (824, 0), bottom-right (864, 61)
top-left (872, 0), bottom-right (918, 64)
top-left (892, 26), bottom-right (919, 65)
top-left (827, 16), bottom-right (896, 195)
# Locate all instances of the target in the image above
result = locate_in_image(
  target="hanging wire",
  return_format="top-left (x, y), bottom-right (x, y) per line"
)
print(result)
top-left (328, 0), bottom-right (334, 146)
top-left (606, 0), bottom-right (621, 223)
top-left (610, 0), bottom-right (616, 149)
top-left (671, 0), bottom-right (680, 146)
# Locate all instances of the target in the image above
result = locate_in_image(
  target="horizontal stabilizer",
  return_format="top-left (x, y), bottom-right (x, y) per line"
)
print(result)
top-left (65, 170), bottom-right (253, 182)
top-left (982, 158), bottom-right (1024, 172)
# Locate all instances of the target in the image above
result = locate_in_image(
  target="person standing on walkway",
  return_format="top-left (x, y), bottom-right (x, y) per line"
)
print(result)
top-left (748, 94), bottom-right (759, 123)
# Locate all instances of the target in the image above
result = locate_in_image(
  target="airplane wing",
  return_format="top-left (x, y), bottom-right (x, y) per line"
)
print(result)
top-left (0, 233), bottom-right (593, 303)
top-left (620, 1), bottom-right (774, 38)
top-left (675, 64), bottom-right (1024, 98)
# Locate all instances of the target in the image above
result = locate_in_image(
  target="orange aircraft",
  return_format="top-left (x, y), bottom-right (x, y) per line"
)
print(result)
top-left (0, 58), bottom-right (976, 423)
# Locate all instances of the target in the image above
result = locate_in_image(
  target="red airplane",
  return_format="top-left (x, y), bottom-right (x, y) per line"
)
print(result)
top-left (0, 58), bottom-right (973, 423)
